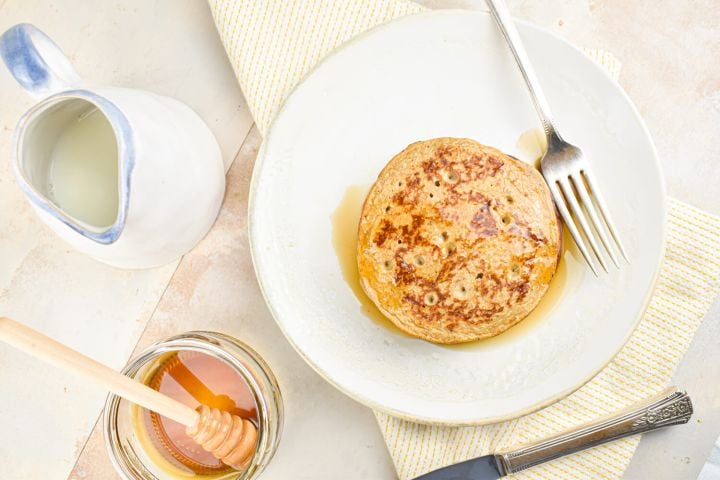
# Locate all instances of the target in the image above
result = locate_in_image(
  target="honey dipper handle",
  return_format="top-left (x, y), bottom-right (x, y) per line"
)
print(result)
top-left (0, 317), bottom-right (199, 427)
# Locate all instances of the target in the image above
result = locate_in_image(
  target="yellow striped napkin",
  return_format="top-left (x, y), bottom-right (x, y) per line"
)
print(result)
top-left (208, 1), bottom-right (720, 478)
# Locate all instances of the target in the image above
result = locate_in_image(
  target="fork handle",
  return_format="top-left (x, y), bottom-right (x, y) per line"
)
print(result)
top-left (494, 387), bottom-right (693, 475)
top-left (485, 0), bottom-right (558, 139)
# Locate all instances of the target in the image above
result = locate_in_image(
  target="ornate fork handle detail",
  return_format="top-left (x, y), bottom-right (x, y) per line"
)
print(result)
top-left (495, 387), bottom-right (693, 475)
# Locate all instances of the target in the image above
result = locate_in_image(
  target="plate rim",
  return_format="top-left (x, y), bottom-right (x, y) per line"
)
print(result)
top-left (248, 9), bottom-right (667, 425)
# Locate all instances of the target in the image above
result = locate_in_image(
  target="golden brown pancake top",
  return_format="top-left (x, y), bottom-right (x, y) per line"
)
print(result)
top-left (357, 138), bottom-right (560, 343)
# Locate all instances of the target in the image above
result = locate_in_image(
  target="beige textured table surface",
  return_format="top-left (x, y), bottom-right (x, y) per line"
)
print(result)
top-left (0, 1), bottom-right (717, 479)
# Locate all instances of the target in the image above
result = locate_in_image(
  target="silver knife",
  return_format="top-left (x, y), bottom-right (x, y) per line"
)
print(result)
top-left (414, 387), bottom-right (693, 480)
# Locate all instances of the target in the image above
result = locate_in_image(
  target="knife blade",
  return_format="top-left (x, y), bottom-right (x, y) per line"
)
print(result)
top-left (414, 455), bottom-right (502, 480)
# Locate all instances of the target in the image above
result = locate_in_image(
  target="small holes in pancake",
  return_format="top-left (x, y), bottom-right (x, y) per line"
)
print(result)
top-left (440, 170), bottom-right (459, 184)
top-left (414, 255), bottom-right (426, 267)
top-left (476, 273), bottom-right (483, 280)
top-left (383, 260), bottom-right (394, 271)
top-left (385, 206), bottom-right (391, 212)
top-left (441, 242), bottom-right (457, 257)
top-left (434, 180), bottom-right (441, 187)
top-left (441, 232), bottom-right (449, 241)
top-left (510, 264), bottom-right (521, 280)
top-left (454, 284), bottom-right (468, 299)
top-left (397, 240), bottom-right (402, 244)
top-left (502, 215), bottom-right (511, 225)
top-left (429, 193), bottom-right (434, 198)
top-left (506, 195), bottom-right (514, 204)
top-left (424, 292), bottom-right (438, 306)
top-left (398, 181), bottom-right (403, 187)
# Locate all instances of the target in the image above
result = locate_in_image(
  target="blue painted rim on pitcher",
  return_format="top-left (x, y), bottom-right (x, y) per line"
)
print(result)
top-left (13, 89), bottom-right (134, 244)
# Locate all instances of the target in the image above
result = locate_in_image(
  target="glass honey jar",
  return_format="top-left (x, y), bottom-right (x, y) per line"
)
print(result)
top-left (103, 331), bottom-right (282, 479)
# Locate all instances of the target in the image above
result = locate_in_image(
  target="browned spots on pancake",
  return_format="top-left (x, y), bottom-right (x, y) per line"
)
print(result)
top-left (422, 147), bottom-right (503, 183)
top-left (394, 256), bottom-right (417, 285)
top-left (469, 154), bottom-right (503, 180)
top-left (373, 219), bottom-right (397, 246)
top-left (401, 290), bottom-right (508, 328)
top-left (398, 215), bottom-right (425, 245)
top-left (512, 219), bottom-right (546, 243)
top-left (508, 279), bottom-right (530, 303)
top-left (470, 200), bottom-right (498, 237)
top-left (357, 138), bottom-right (561, 343)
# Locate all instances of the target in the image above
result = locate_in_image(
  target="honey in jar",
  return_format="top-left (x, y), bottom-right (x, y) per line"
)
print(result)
top-left (142, 351), bottom-right (259, 475)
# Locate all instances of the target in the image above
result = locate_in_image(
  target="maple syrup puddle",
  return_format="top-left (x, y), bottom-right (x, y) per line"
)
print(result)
top-left (515, 127), bottom-right (547, 168)
top-left (331, 182), bottom-right (582, 349)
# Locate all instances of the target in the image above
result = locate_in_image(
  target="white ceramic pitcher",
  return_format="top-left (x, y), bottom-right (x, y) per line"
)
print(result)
top-left (0, 24), bottom-right (225, 268)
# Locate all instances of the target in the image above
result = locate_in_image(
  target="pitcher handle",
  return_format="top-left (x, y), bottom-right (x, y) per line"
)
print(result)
top-left (0, 23), bottom-right (82, 99)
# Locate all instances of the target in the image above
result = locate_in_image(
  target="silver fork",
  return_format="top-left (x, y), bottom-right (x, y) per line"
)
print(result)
top-left (486, 0), bottom-right (628, 275)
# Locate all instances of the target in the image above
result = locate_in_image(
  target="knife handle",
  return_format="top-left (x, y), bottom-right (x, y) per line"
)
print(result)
top-left (494, 387), bottom-right (692, 475)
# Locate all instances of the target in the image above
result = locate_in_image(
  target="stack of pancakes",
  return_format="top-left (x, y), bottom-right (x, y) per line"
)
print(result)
top-left (357, 138), bottom-right (560, 344)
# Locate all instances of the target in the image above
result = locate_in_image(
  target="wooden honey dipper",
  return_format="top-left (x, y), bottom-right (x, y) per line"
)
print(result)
top-left (0, 317), bottom-right (257, 470)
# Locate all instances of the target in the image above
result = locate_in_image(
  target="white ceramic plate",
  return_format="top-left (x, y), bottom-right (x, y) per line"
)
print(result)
top-left (249, 11), bottom-right (665, 424)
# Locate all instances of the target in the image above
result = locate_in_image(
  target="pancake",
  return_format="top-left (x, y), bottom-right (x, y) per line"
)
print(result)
top-left (357, 138), bottom-right (561, 343)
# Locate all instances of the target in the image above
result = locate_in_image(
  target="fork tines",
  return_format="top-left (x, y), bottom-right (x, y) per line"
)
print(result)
top-left (546, 168), bottom-right (628, 276)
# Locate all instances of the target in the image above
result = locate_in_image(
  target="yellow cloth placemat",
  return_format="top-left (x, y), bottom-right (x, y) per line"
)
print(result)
top-left (208, 1), bottom-right (720, 478)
